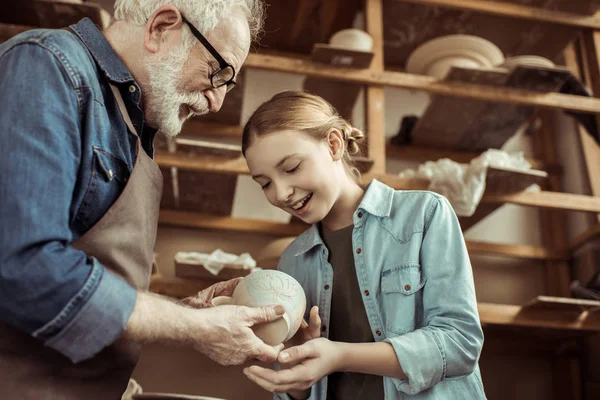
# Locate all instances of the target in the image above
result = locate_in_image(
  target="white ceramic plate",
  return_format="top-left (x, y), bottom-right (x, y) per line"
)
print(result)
top-left (406, 34), bottom-right (505, 79)
top-left (500, 55), bottom-right (555, 69)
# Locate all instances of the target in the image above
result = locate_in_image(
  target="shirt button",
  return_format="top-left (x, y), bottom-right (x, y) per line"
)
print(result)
top-left (321, 325), bottom-right (327, 332)
top-left (404, 284), bottom-right (411, 291)
top-left (107, 169), bottom-right (114, 179)
top-left (376, 330), bottom-right (382, 336)
top-left (324, 284), bottom-right (330, 290)
top-left (358, 212), bottom-right (363, 218)
top-left (356, 248), bottom-right (362, 254)
top-left (129, 85), bottom-right (137, 93)
top-left (364, 290), bottom-right (370, 296)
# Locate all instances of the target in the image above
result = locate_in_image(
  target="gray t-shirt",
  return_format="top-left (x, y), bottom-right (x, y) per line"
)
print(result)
top-left (320, 224), bottom-right (385, 400)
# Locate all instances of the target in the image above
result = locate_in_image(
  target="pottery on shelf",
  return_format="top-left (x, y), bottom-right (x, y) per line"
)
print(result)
top-left (499, 55), bottom-right (555, 70)
top-left (329, 28), bottom-right (373, 52)
top-left (406, 34), bottom-right (505, 79)
top-left (211, 269), bottom-right (306, 346)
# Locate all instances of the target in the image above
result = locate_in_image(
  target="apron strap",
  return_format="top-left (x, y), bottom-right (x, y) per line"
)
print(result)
top-left (109, 84), bottom-right (139, 137)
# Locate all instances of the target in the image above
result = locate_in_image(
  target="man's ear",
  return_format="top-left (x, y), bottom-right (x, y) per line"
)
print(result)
top-left (327, 129), bottom-right (345, 161)
top-left (144, 5), bottom-right (183, 53)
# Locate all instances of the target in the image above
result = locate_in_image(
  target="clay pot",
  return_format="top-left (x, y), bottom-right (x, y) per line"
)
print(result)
top-left (211, 270), bottom-right (306, 346)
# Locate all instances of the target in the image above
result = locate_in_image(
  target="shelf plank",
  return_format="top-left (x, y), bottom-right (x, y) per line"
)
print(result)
top-left (478, 300), bottom-right (600, 332)
top-left (379, 173), bottom-right (600, 213)
top-left (395, 0), bottom-right (600, 29)
top-left (245, 52), bottom-right (600, 114)
top-left (385, 143), bottom-right (557, 173)
top-left (180, 119), bottom-right (243, 139)
top-left (159, 210), bottom-right (309, 237)
top-left (147, 277), bottom-right (600, 333)
top-left (466, 240), bottom-right (568, 261)
top-left (155, 152), bottom-right (375, 175)
top-left (158, 210), bottom-right (567, 261)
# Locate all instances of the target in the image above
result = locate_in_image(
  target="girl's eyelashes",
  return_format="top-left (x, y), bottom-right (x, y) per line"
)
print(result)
top-left (286, 163), bottom-right (302, 174)
top-left (261, 181), bottom-right (271, 190)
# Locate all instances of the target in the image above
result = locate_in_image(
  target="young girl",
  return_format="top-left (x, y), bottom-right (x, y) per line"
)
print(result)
top-left (241, 91), bottom-right (486, 400)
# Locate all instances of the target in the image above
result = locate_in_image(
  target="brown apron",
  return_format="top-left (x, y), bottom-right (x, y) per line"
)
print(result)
top-left (0, 84), bottom-right (163, 399)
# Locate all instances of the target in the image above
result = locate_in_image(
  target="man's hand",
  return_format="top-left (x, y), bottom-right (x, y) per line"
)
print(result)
top-left (243, 338), bottom-right (342, 394)
top-left (193, 304), bottom-right (287, 365)
top-left (181, 278), bottom-right (242, 308)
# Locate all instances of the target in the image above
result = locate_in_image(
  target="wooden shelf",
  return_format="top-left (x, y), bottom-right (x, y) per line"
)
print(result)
top-left (159, 210), bottom-right (309, 237)
top-left (148, 276), bottom-right (600, 333)
top-left (378, 174), bottom-right (600, 213)
top-left (159, 210), bottom-right (567, 261)
top-left (410, 65), bottom-right (572, 152)
top-left (155, 151), bottom-right (375, 175)
top-left (385, 143), bottom-right (559, 173)
top-left (245, 52), bottom-right (600, 114)
top-left (479, 298), bottom-right (600, 332)
top-left (395, 0), bottom-right (600, 29)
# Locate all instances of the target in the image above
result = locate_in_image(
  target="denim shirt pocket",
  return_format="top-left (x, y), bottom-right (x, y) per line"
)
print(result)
top-left (381, 264), bottom-right (426, 335)
top-left (75, 147), bottom-right (131, 229)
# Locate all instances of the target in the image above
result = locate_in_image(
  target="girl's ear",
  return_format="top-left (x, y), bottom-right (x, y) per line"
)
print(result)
top-left (327, 129), bottom-right (345, 161)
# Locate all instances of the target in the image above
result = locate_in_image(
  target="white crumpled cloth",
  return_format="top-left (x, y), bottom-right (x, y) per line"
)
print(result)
top-left (399, 149), bottom-right (539, 217)
top-left (175, 249), bottom-right (259, 276)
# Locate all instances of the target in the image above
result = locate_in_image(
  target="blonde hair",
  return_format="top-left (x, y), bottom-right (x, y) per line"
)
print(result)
top-left (242, 91), bottom-right (365, 181)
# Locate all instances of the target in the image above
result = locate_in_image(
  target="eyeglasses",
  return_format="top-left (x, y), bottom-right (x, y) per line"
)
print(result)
top-left (181, 15), bottom-right (237, 92)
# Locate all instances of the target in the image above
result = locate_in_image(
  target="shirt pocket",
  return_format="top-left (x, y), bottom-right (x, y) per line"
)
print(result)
top-left (380, 264), bottom-right (426, 335)
top-left (75, 147), bottom-right (131, 229)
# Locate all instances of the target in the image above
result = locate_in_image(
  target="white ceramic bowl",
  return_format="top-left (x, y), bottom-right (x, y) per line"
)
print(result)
top-left (211, 270), bottom-right (306, 345)
top-left (406, 34), bottom-right (505, 79)
top-left (329, 29), bottom-right (373, 52)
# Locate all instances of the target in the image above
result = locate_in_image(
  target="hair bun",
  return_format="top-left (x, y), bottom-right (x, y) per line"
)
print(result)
top-left (346, 127), bottom-right (364, 155)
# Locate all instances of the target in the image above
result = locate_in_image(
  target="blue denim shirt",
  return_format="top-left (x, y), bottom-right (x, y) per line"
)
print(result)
top-left (276, 180), bottom-right (486, 399)
top-left (0, 19), bottom-right (157, 363)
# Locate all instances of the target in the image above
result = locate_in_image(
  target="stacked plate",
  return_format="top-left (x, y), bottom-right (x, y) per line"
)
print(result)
top-left (405, 34), bottom-right (505, 79)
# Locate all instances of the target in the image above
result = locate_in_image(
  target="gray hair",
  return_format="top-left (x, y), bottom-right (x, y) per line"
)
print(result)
top-left (113, 0), bottom-right (265, 42)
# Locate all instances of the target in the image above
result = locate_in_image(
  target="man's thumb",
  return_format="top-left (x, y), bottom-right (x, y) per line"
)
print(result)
top-left (249, 304), bottom-right (285, 325)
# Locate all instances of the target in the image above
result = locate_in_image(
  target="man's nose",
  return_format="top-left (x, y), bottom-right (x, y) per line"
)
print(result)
top-left (204, 86), bottom-right (226, 112)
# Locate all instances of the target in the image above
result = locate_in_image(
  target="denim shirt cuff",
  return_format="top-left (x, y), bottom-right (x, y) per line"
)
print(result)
top-left (385, 329), bottom-right (445, 395)
top-left (41, 261), bottom-right (137, 363)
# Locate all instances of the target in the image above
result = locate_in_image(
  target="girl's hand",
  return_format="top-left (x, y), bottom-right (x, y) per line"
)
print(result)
top-left (243, 338), bottom-right (342, 394)
top-left (285, 306), bottom-right (321, 349)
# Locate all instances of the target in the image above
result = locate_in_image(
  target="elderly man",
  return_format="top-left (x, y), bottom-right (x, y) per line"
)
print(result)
top-left (0, 0), bottom-right (282, 398)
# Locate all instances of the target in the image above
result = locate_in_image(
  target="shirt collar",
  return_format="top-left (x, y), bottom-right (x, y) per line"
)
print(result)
top-left (70, 18), bottom-right (134, 84)
top-left (358, 179), bottom-right (394, 218)
top-left (293, 179), bottom-right (394, 256)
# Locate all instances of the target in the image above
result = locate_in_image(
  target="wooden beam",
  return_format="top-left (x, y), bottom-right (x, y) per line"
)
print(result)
top-left (579, 31), bottom-right (600, 224)
top-left (365, 0), bottom-right (386, 177)
top-left (395, 0), bottom-right (600, 30)
top-left (159, 210), bottom-right (308, 237)
top-left (568, 223), bottom-right (600, 252)
top-left (245, 52), bottom-right (600, 114)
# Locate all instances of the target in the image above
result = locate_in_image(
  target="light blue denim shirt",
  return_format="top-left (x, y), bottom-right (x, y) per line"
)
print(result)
top-left (275, 180), bottom-right (486, 399)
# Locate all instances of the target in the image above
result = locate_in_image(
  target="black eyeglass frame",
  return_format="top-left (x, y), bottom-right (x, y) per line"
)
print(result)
top-left (181, 15), bottom-right (237, 92)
